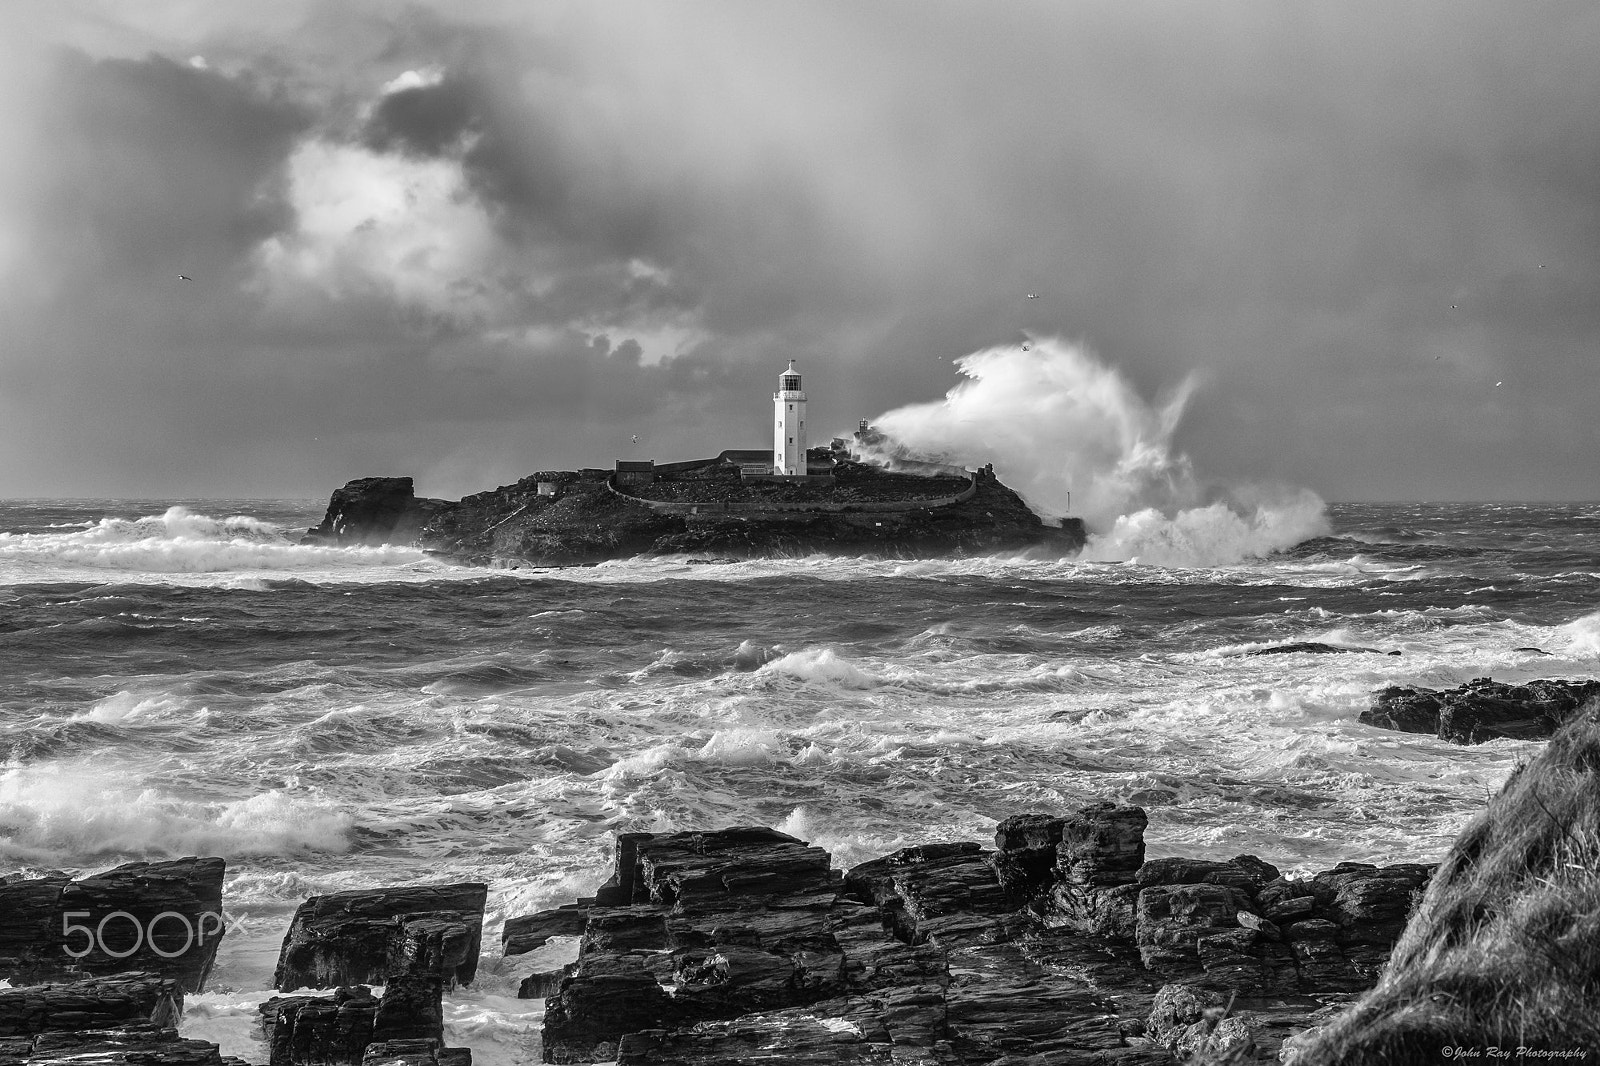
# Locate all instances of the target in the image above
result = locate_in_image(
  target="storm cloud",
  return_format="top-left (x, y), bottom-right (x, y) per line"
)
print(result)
top-left (0, 1), bottom-right (1596, 503)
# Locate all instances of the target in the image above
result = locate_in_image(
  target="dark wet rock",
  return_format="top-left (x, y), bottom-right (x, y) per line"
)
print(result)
top-left (1363, 676), bottom-right (1600, 743)
top-left (502, 904), bottom-right (587, 956)
top-left (362, 1040), bottom-right (471, 1066)
top-left (261, 987), bottom-right (377, 1066)
top-left (844, 842), bottom-right (1011, 945)
top-left (1037, 803), bottom-right (1149, 941)
top-left (989, 814), bottom-right (1065, 906)
top-left (1135, 857), bottom-right (1279, 895)
top-left (260, 977), bottom-right (459, 1066)
top-left (303, 477), bottom-right (451, 547)
top-left (0, 858), bottom-right (226, 993)
top-left (1058, 803), bottom-right (1148, 887)
top-left (1242, 642), bottom-right (1398, 657)
top-left (0, 972), bottom-right (183, 1037)
top-left (506, 812), bottom-right (1436, 1065)
top-left (1, 1024), bottom-right (239, 1066)
top-left (516, 966), bottom-right (574, 1000)
top-left (594, 827), bottom-right (835, 908)
top-left (273, 883), bottom-right (487, 992)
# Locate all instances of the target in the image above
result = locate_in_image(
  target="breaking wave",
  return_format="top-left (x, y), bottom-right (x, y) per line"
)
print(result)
top-left (0, 505), bottom-right (427, 578)
top-left (863, 339), bottom-right (1328, 565)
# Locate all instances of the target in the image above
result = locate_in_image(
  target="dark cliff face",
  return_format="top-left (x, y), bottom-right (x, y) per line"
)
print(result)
top-left (302, 477), bottom-right (451, 547)
top-left (305, 467), bottom-right (1088, 566)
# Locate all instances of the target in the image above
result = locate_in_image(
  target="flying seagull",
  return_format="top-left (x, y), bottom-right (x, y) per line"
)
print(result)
top-left (1026, 293), bottom-right (1037, 299)
top-left (631, 435), bottom-right (640, 444)
top-left (178, 274), bottom-right (193, 281)
top-left (1495, 381), bottom-right (1503, 387)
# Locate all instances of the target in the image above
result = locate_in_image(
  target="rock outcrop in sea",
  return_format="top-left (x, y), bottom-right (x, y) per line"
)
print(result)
top-left (305, 455), bottom-right (1087, 566)
top-left (1363, 676), bottom-right (1600, 743)
top-left (302, 477), bottom-right (451, 548)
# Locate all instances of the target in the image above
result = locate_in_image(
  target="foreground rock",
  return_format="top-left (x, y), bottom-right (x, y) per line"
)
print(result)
top-left (1289, 705), bottom-right (1600, 1061)
top-left (273, 883), bottom-right (487, 991)
top-left (0, 857), bottom-right (226, 992)
top-left (503, 816), bottom-right (1431, 1064)
top-left (302, 478), bottom-right (451, 547)
top-left (0, 972), bottom-right (182, 1036)
top-left (260, 975), bottom-right (468, 1066)
top-left (1363, 676), bottom-right (1600, 743)
top-left (0, 972), bottom-right (242, 1066)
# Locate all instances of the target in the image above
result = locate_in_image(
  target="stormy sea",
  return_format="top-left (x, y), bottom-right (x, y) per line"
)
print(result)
top-left (2, 496), bottom-right (1597, 1062)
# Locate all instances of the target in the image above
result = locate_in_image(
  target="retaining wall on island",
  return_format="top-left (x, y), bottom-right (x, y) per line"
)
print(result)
top-left (604, 472), bottom-right (981, 515)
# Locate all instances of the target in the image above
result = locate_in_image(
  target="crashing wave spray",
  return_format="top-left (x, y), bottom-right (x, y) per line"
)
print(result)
top-left (861, 338), bottom-right (1328, 565)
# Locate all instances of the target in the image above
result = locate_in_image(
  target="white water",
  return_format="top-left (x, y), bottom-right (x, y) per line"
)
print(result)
top-left (864, 340), bottom-right (1331, 565)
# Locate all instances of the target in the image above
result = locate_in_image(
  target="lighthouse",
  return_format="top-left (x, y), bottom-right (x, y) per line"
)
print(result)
top-left (773, 359), bottom-right (807, 475)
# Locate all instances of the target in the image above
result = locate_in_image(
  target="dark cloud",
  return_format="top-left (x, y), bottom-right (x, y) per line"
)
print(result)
top-left (362, 78), bottom-right (477, 157)
top-left (39, 51), bottom-right (307, 284)
top-left (2, 1), bottom-right (1598, 501)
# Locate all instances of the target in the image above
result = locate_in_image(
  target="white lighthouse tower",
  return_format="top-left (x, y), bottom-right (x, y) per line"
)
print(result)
top-left (773, 359), bottom-right (807, 475)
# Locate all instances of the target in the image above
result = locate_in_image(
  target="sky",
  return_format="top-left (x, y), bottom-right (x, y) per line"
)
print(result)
top-left (0, 0), bottom-right (1596, 503)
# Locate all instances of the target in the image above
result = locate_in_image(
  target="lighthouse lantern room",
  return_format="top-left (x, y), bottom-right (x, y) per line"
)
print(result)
top-left (773, 359), bottom-right (807, 475)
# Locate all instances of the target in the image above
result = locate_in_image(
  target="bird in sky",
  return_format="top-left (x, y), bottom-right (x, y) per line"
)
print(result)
top-left (631, 435), bottom-right (640, 444)
top-left (1026, 293), bottom-right (1037, 299)
top-left (1495, 381), bottom-right (1503, 387)
top-left (177, 274), bottom-right (193, 281)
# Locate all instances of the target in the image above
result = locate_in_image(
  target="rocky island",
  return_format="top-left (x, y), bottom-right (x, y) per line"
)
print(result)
top-left (305, 454), bottom-right (1086, 567)
top-left (305, 364), bottom-right (1087, 565)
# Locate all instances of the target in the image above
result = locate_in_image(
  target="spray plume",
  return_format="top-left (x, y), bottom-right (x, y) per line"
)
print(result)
top-left (861, 339), bottom-right (1328, 566)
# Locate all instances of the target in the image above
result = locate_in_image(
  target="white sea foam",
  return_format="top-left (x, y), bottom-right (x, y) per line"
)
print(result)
top-left (1559, 610), bottom-right (1600, 659)
top-left (696, 729), bottom-right (783, 766)
top-left (0, 505), bottom-right (437, 584)
top-left (862, 339), bottom-right (1329, 564)
top-left (0, 764), bottom-right (353, 864)
top-left (73, 690), bottom-right (191, 724)
top-left (762, 647), bottom-right (881, 688)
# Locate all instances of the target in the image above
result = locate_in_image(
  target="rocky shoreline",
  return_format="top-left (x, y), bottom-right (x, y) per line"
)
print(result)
top-left (6, 690), bottom-right (1597, 1064)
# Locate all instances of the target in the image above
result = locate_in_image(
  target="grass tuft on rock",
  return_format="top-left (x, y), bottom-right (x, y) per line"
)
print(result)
top-left (1287, 703), bottom-right (1600, 1063)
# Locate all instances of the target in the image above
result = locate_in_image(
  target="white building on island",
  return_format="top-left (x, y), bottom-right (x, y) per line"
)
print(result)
top-left (773, 359), bottom-right (807, 475)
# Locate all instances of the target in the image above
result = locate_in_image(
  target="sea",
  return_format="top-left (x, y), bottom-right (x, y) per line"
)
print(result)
top-left (2, 497), bottom-right (1597, 1064)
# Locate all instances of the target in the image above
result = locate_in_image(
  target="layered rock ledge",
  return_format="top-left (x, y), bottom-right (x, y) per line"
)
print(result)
top-left (1363, 676), bottom-right (1600, 743)
top-left (0, 857), bottom-right (226, 993)
top-left (502, 815), bottom-right (1432, 1064)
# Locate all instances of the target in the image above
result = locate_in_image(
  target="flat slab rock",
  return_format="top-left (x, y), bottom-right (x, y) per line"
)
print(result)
top-left (0, 973), bottom-right (240, 1066)
top-left (1363, 676), bottom-right (1600, 743)
top-left (273, 883), bottom-right (487, 991)
top-left (0, 1024), bottom-right (249, 1066)
top-left (0, 972), bottom-right (183, 1037)
top-left (504, 815), bottom-right (1434, 1065)
top-left (0, 859), bottom-right (226, 993)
